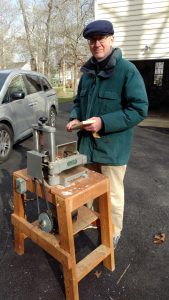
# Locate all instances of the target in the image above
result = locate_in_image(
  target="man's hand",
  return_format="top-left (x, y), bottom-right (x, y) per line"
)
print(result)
top-left (66, 119), bottom-right (80, 132)
top-left (84, 117), bottom-right (102, 133)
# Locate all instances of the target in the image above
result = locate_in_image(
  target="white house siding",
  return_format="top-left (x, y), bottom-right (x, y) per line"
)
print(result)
top-left (95, 0), bottom-right (169, 60)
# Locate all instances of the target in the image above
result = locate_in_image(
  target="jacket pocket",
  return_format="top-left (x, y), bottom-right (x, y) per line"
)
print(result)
top-left (98, 91), bottom-right (120, 114)
top-left (93, 130), bottom-right (132, 164)
top-left (98, 91), bottom-right (120, 100)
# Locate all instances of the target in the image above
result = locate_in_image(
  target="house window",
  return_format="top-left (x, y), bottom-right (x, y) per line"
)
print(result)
top-left (153, 62), bottom-right (164, 86)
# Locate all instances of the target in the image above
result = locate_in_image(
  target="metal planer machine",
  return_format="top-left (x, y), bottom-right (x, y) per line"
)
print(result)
top-left (27, 117), bottom-right (88, 187)
top-left (23, 117), bottom-right (88, 233)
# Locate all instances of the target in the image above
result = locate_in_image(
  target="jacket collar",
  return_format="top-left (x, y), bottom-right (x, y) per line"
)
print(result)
top-left (81, 48), bottom-right (122, 78)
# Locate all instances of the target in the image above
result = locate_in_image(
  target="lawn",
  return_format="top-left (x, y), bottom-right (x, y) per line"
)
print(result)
top-left (55, 87), bottom-right (74, 103)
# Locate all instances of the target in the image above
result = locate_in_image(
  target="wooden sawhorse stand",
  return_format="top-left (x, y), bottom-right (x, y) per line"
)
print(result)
top-left (11, 169), bottom-right (115, 300)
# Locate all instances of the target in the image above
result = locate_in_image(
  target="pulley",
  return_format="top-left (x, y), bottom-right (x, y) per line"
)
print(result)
top-left (38, 212), bottom-right (53, 233)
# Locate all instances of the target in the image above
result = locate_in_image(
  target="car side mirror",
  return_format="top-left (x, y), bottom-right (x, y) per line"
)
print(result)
top-left (11, 91), bottom-right (25, 100)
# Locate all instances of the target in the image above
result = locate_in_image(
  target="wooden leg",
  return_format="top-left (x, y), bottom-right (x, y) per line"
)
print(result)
top-left (56, 197), bottom-right (79, 300)
top-left (63, 267), bottom-right (79, 300)
top-left (99, 190), bottom-right (115, 271)
top-left (14, 228), bottom-right (25, 255)
top-left (13, 186), bottom-right (25, 255)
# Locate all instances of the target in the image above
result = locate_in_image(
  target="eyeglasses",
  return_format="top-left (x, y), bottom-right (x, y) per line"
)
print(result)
top-left (88, 35), bottom-right (111, 45)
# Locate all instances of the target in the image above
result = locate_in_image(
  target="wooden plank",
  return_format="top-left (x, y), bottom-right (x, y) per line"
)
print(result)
top-left (55, 195), bottom-right (79, 300)
top-left (13, 175), bottom-right (25, 255)
top-left (73, 206), bottom-right (99, 235)
top-left (71, 177), bottom-right (108, 211)
top-left (11, 214), bottom-right (71, 269)
top-left (53, 177), bottom-right (109, 212)
top-left (21, 208), bottom-right (99, 239)
top-left (99, 193), bottom-right (115, 271)
top-left (71, 119), bottom-right (96, 130)
top-left (21, 208), bottom-right (98, 241)
top-left (59, 166), bottom-right (87, 185)
top-left (63, 267), bottom-right (79, 300)
top-left (22, 220), bottom-right (39, 240)
top-left (51, 170), bottom-right (108, 198)
top-left (76, 245), bottom-right (111, 282)
top-left (14, 169), bottom-right (109, 207)
top-left (13, 229), bottom-right (25, 255)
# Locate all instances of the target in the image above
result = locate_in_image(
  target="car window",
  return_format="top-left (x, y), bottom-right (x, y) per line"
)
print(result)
top-left (2, 75), bottom-right (27, 104)
top-left (25, 74), bottom-right (42, 94)
top-left (41, 77), bottom-right (52, 91)
top-left (0, 73), bottom-right (10, 91)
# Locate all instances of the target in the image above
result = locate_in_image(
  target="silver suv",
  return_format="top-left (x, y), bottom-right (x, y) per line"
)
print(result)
top-left (0, 69), bottom-right (58, 162)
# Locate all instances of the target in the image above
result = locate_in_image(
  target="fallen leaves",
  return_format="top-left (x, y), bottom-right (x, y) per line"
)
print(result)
top-left (94, 270), bottom-right (102, 278)
top-left (153, 233), bottom-right (166, 244)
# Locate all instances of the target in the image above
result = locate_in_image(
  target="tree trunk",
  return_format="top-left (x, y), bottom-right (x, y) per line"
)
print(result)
top-left (62, 59), bottom-right (66, 92)
top-left (73, 60), bottom-right (78, 95)
top-left (0, 41), bottom-right (5, 69)
top-left (18, 0), bottom-right (37, 71)
top-left (44, 0), bottom-right (53, 75)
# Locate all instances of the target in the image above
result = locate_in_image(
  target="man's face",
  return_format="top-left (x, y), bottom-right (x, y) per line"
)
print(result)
top-left (88, 35), bottom-right (114, 61)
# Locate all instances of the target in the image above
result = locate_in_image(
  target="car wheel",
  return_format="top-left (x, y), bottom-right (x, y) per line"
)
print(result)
top-left (0, 124), bottom-right (13, 163)
top-left (49, 107), bottom-right (57, 127)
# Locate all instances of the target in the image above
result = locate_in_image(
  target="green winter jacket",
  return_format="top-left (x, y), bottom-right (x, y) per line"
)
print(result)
top-left (69, 48), bottom-right (148, 165)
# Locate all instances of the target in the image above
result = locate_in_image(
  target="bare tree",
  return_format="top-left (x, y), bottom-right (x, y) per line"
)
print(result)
top-left (52, 0), bottom-right (94, 92)
top-left (0, 0), bottom-right (19, 68)
top-left (0, 0), bottom-right (94, 91)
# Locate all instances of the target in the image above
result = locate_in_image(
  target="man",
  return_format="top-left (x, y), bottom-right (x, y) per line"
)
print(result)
top-left (66, 20), bottom-right (148, 249)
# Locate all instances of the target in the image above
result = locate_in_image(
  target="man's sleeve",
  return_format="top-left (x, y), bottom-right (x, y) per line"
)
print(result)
top-left (101, 66), bottom-right (149, 133)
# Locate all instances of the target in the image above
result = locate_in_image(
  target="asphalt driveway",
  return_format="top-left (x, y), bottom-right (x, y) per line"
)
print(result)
top-left (0, 104), bottom-right (169, 300)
